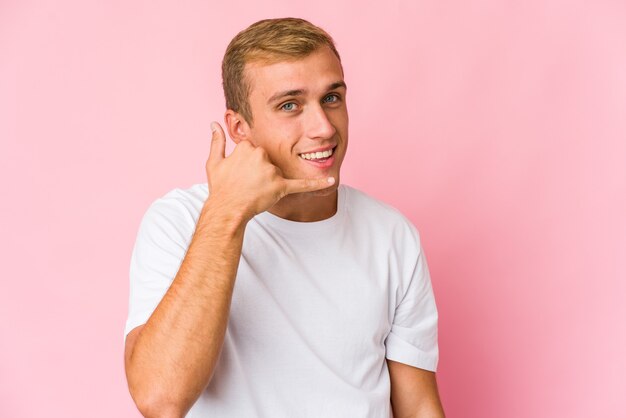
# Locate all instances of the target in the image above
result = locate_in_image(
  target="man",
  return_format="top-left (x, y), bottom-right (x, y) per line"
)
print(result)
top-left (124, 17), bottom-right (444, 418)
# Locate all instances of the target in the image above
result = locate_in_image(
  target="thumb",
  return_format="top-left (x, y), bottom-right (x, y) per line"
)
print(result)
top-left (208, 122), bottom-right (226, 167)
top-left (283, 176), bottom-right (336, 195)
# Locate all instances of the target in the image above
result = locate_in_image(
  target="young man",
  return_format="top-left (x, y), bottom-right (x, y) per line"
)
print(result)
top-left (124, 17), bottom-right (444, 418)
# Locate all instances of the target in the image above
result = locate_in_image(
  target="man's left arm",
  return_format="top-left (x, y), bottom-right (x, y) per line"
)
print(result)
top-left (387, 359), bottom-right (445, 418)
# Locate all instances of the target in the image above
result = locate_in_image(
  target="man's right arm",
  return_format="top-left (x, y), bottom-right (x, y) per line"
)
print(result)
top-left (124, 196), bottom-right (247, 418)
top-left (124, 122), bottom-right (335, 418)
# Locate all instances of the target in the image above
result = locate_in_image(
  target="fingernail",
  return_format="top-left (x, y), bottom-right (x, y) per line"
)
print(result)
top-left (327, 177), bottom-right (335, 184)
top-left (210, 122), bottom-right (217, 132)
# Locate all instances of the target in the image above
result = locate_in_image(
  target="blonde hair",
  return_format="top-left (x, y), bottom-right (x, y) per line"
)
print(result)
top-left (222, 17), bottom-right (342, 126)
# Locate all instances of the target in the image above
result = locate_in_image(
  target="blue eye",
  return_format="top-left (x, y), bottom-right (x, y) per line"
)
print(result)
top-left (323, 94), bottom-right (340, 103)
top-left (281, 102), bottom-right (296, 111)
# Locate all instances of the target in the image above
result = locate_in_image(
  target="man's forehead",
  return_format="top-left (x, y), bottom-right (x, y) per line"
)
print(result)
top-left (244, 52), bottom-right (344, 100)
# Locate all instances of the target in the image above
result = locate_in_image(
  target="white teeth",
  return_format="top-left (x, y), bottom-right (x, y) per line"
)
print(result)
top-left (299, 148), bottom-right (334, 160)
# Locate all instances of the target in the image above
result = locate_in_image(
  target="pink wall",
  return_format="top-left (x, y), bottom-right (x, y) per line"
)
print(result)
top-left (1, 1), bottom-right (624, 417)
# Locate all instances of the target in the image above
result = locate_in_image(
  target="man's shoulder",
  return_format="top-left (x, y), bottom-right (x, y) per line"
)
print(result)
top-left (139, 182), bottom-right (208, 230)
top-left (343, 184), bottom-right (411, 224)
top-left (159, 182), bottom-right (208, 208)
top-left (343, 184), bottom-right (423, 245)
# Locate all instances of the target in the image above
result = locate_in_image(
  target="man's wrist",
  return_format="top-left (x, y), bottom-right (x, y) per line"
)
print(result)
top-left (198, 195), bottom-right (249, 235)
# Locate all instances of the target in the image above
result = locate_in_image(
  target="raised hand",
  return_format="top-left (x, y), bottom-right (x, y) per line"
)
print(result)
top-left (205, 121), bottom-right (335, 222)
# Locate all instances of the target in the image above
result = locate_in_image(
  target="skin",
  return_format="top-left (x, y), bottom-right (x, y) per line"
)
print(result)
top-left (388, 360), bottom-right (446, 417)
top-left (124, 45), bottom-right (444, 418)
top-left (225, 46), bottom-right (349, 221)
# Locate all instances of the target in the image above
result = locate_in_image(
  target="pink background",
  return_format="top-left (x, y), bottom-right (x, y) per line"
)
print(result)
top-left (1, 1), bottom-right (625, 417)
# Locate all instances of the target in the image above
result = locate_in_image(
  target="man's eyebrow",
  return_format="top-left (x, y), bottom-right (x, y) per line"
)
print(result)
top-left (267, 89), bottom-right (305, 105)
top-left (328, 81), bottom-right (347, 91)
top-left (266, 81), bottom-right (347, 105)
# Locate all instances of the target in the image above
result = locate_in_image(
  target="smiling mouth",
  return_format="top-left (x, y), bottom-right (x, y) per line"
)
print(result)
top-left (298, 146), bottom-right (336, 161)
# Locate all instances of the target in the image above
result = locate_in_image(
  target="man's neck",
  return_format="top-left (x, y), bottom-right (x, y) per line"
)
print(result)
top-left (267, 188), bottom-right (338, 222)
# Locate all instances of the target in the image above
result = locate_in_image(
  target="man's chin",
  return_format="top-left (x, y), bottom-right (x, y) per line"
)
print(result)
top-left (306, 181), bottom-right (339, 197)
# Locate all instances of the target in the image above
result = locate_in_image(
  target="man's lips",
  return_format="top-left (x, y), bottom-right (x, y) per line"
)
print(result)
top-left (298, 145), bottom-right (337, 160)
top-left (300, 154), bottom-right (335, 168)
top-left (298, 146), bottom-right (337, 168)
top-left (298, 144), bottom-right (336, 154)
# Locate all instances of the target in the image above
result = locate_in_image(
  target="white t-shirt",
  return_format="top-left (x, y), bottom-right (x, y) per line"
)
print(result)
top-left (125, 183), bottom-right (438, 418)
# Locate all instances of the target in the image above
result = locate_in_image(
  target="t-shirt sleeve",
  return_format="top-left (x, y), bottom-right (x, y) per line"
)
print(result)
top-left (384, 221), bottom-right (439, 372)
top-left (123, 197), bottom-right (196, 342)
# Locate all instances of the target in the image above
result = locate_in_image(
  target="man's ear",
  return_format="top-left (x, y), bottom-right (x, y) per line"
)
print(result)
top-left (224, 110), bottom-right (251, 144)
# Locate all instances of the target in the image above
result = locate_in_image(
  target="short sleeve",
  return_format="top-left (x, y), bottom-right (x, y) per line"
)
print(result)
top-left (384, 222), bottom-right (439, 372)
top-left (123, 197), bottom-right (196, 342)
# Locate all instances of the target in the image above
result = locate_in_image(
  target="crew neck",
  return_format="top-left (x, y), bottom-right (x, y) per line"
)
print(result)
top-left (254, 184), bottom-right (348, 234)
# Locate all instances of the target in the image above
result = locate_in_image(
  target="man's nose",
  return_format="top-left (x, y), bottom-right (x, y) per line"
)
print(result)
top-left (305, 104), bottom-right (336, 140)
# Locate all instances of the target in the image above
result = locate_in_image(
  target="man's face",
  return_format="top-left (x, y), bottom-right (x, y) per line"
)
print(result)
top-left (242, 46), bottom-right (348, 193)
